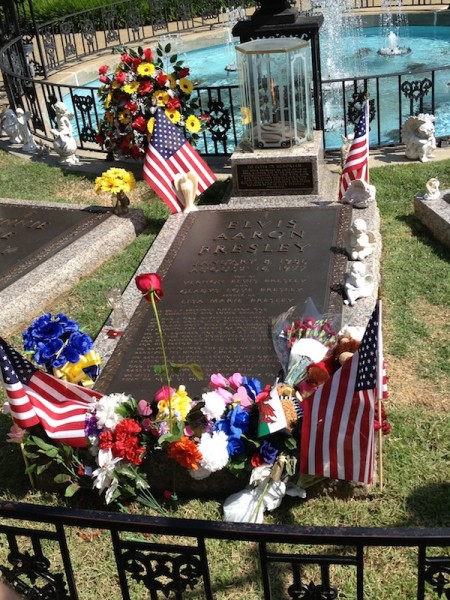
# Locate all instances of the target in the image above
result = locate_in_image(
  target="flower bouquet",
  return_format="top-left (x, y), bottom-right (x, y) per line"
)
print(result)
top-left (22, 312), bottom-right (101, 387)
top-left (96, 44), bottom-right (207, 160)
top-left (94, 167), bottom-right (136, 215)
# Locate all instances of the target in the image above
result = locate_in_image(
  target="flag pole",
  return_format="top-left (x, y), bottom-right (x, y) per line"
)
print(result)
top-left (364, 94), bottom-right (370, 185)
top-left (377, 298), bottom-right (384, 490)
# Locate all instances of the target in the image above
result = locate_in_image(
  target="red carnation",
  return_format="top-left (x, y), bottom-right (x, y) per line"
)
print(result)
top-left (139, 80), bottom-right (153, 95)
top-left (132, 57), bottom-right (142, 69)
top-left (124, 100), bottom-right (138, 113)
top-left (132, 115), bottom-right (147, 132)
top-left (98, 64), bottom-right (109, 75)
top-left (121, 53), bottom-right (133, 65)
top-left (178, 67), bottom-right (190, 78)
top-left (167, 97), bottom-right (181, 111)
top-left (156, 72), bottom-right (168, 86)
top-left (115, 71), bottom-right (126, 84)
top-left (143, 48), bottom-right (153, 62)
top-left (135, 273), bottom-right (164, 302)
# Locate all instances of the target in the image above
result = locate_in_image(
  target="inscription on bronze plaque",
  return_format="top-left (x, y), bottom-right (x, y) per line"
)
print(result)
top-left (0, 204), bottom-right (111, 291)
top-left (96, 207), bottom-right (349, 399)
top-left (236, 162), bottom-right (314, 192)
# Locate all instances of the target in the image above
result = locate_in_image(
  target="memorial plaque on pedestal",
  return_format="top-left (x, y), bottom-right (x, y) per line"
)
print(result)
top-left (0, 204), bottom-right (111, 291)
top-left (236, 162), bottom-right (314, 193)
top-left (96, 206), bottom-right (350, 399)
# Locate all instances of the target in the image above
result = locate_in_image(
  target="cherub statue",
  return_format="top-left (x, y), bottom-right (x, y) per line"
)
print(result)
top-left (341, 178), bottom-right (376, 209)
top-left (50, 101), bottom-right (79, 165)
top-left (16, 107), bottom-right (37, 153)
top-left (402, 113), bottom-right (436, 163)
top-left (1, 108), bottom-right (22, 143)
top-left (423, 178), bottom-right (440, 201)
top-left (344, 218), bottom-right (376, 260)
top-left (344, 261), bottom-right (374, 306)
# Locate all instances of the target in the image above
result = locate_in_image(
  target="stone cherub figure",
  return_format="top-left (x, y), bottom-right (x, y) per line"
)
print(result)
top-left (423, 177), bottom-right (441, 201)
top-left (341, 178), bottom-right (376, 209)
top-left (344, 218), bottom-right (376, 261)
top-left (402, 113), bottom-right (436, 163)
top-left (50, 101), bottom-right (79, 165)
top-left (344, 261), bottom-right (374, 306)
top-left (16, 107), bottom-right (37, 153)
top-left (1, 108), bottom-right (22, 143)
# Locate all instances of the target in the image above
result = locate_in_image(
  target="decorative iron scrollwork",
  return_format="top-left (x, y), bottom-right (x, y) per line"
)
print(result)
top-left (424, 563), bottom-right (450, 598)
top-left (288, 580), bottom-right (338, 599)
top-left (80, 18), bottom-right (96, 49)
top-left (72, 94), bottom-right (97, 142)
top-left (102, 9), bottom-right (120, 43)
top-left (42, 30), bottom-right (57, 69)
top-left (126, 7), bottom-right (143, 34)
top-left (0, 549), bottom-right (70, 599)
top-left (206, 97), bottom-right (231, 143)
top-left (401, 78), bottom-right (433, 102)
top-left (347, 91), bottom-right (375, 126)
top-left (121, 549), bottom-right (204, 596)
top-left (60, 21), bottom-right (76, 58)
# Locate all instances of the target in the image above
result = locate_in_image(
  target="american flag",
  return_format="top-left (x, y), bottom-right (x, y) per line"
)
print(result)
top-left (339, 101), bottom-right (369, 200)
top-left (300, 302), bottom-right (382, 484)
top-left (0, 337), bottom-right (102, 447)
top-left (143, 108), bottom-right (216, 213)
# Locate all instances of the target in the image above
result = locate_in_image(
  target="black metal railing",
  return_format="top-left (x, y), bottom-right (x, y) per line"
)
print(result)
top-left (1, 0), bottom-right (450, 158)
top-left (0, 501), bottom-right (449, 599)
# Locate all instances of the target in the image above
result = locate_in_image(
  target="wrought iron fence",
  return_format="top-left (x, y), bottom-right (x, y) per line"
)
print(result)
top-left (0, 501), bottom-right (449, 599)
top-left (1, 0), bottom-right (450, 157)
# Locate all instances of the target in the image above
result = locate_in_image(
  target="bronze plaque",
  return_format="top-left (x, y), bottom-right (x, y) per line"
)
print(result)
top-left (0, 204), bottom-right (111, 291)
top-left (236, 162), bottom-right (314, 193)
top-left (96, 206), bottom-right (350, 400)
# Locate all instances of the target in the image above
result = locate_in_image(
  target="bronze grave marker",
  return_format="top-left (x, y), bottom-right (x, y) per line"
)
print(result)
top-left (96, 206), bottom-right (350, 399)
top-left (0, 204), bottom-right (111, 291)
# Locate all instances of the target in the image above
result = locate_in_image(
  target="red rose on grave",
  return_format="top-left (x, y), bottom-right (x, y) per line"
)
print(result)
top-left (143, 48), bottom-right (153, 62)
top-left (115, 70), bottom-right (127, 84)
top-left (132, 115), bottom-right (147, 132)
top-left (98, 64), bottom-right (109, 75)
top-left (178, 67), bottom-right (190, 78)
top-left (135, 273), bottom-right (164, 301)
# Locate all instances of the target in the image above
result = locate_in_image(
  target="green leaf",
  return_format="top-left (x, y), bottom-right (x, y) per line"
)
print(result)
top-left (153, 364), bottom-right (165, 375)
top-left (165, 43), bottom-right (171, 54)
top-left (64, 482), bottom-right (80, 498)
top-left (25, 464), bottom-right (37, 474)
top-left (36, 463), bottom-right (52, 475)
top-left (170, 54), bottom-right (177, 64)
top-left (54, 474), bottom-right (72, 484)
top-left (157, 46), bottom-right (163, 57)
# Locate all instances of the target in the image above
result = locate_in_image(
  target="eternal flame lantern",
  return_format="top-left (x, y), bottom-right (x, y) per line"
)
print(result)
top-left (236, 38), bottom-right (313, 151)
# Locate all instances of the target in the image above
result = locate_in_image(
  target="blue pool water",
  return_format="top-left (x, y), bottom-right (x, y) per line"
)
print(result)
top-left (65, 26), bottom-right (450, 149)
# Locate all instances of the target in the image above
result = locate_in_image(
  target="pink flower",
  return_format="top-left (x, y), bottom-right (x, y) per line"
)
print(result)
top-left (233, 385), bottom-right (253, 408)
top-left (210, 373), bottom-right (229, 388)
top-left (215, 386), bottom-right (233, 404)
top-left (138, 399), bottom-right (152, 416)
top-left (228, 373), bottom-right (243, 390)
top-left (154, 385), bottom-right (175, 401)
top-left (7, 424), bottom-right (25, 444)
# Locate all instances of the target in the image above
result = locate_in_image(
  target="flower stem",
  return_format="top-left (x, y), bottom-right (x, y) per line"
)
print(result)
top-left (150, 292), bottom-right (172, 432)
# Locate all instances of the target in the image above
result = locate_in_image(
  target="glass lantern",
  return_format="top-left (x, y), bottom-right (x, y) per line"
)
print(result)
top-left (236, 38), bottom-right (313, 150)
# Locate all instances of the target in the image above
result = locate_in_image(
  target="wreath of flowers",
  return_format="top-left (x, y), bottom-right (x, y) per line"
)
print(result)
top-left (96, 44), bottom-right (208, 160)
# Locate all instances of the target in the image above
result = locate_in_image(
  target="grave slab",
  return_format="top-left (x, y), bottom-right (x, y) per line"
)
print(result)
top-left (95, 205), bottom-right (352, 399)
top-left (414, 190), bottom-right (450, 249)
top-left (0, 199), bottom-right (146, 336)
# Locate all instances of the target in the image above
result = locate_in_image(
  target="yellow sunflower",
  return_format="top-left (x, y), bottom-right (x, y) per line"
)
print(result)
top-left (152, 90), bottom-right (170, 107)
top-left (178, 78), bottom-right (194, 94)
top-left (147, 117), bottom-right (155, 136)
top-left (122, 81), bottom-right (140, 95)
top-left (166, 74), bottom-right (176, 89)
top-left (137, 62), bottom-right (155, 77)
top-left (104, 92), bottom-right (112, 108)
top-left (185, 115), bottom-right (201, 133)
top-left (118, 110), bottom-right (132, 124)
top-left (165, 109), bottom-right (181, 124)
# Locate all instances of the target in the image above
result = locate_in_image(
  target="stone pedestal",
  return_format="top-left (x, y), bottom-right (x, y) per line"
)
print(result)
top-left (414, 190), bottom-right (450, 249)
top-left (231, 132), bottom-right (325, 197)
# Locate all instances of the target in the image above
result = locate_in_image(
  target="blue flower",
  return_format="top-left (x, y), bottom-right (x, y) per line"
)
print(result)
top-left (229, 405), bottom-right (250, 436)
top-left (227, 435), bottom-right (245, 456)
top-left (213, 418), bottom-right (231, 435)
top-left (241, 377), bottom-right (263, 400)
top-left (56, 313), bottom-right (80, 334)
top-left (39, 339), bottom-right (64, 362)
top-left (69, 332), bottom-right (93, 356)
top-left (260, 439), bottom-right (279, 465)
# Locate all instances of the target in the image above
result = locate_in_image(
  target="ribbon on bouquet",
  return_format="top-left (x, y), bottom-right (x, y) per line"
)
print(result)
top-left (53, 350), bottom-right (102, 387)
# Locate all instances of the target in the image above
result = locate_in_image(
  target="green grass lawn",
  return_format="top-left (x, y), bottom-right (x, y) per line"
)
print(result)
top-left (0, 149), bottom-right (449, 598)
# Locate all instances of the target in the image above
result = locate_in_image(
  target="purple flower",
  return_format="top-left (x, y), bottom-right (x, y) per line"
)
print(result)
top-left (260, 439), bottom-right (279, 465)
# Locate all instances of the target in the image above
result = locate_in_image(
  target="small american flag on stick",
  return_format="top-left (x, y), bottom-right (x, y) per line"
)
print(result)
top-left (143, 108), bottom-right (216, 213)
top-left (339, 101), bottom-right (370, 200)
top-left (300, 301), bottom-right (382, 484)
top-left (0, 336), bottom-right (102, 447)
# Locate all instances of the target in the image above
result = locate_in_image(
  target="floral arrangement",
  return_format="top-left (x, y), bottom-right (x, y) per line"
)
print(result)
top-left (2, 275), bottom-right (390, 519)
top-left (96, 44), bottom-right (207, 160)
top-left (94, 167), bottom-right (136, 196)
top-left (22, 312), bottom-right (101, 387)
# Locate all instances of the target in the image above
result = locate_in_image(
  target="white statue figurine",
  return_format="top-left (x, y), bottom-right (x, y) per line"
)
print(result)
top-left (423, 178), bottom-right (441, 201)
top-left (16, 108), bottom-right (37, 153)
top-left (1, 108), bottom-right (22, 143)
top-left (344, 218), bottom-right (376, 261)
top-left (344, 261), bottom-right (374, 306)
top-left (50, 101), bottom-right (79, 165)
top-left (341, 178), bottom-right (376, 209)
top-left (402, 113), bottom-right (436, 163)
top-left (174, 172), bottom-right (198, 212)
